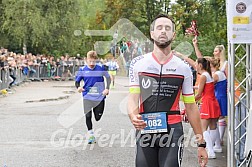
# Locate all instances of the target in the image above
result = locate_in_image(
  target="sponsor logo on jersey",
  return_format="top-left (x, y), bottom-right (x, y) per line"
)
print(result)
top-left (147, 65), bottom-right (159, 73)
top-left (142, 78), bottom-right (151, 89)
top-left (166, 68), bottom-right (176, 72)
top-left (129, 55), bottom-right (144, 82)
top-left (130, 55), bottom-right (144, 67)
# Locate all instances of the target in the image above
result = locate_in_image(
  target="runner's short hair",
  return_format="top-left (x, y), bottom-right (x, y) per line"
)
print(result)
top-left (87, 51), bottom-right (98, 59)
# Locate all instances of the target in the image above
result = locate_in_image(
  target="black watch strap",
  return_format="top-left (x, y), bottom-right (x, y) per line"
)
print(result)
top-left (197, 142), bottom-right (206, 148)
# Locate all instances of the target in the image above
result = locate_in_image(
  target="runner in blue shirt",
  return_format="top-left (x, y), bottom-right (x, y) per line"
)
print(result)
top-left (75, 51), bottom-right (111, 144)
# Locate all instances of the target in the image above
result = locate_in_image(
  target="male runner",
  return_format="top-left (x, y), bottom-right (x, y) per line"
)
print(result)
top-left (75, 51), bottom-right (111, 144)
top-left (128, 14), bottom-right (208, 167)
top-left (106, 57), bottom-right (119, 89)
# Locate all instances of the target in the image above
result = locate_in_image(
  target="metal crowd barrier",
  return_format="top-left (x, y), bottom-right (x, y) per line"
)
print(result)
top-left (0, 69), bottom-right (11, 91)
top-left (0, 62), bottom-right (85, 92)
top-left (31, 65), bottom-right (78, 80)
top-left (0, 68), bottom-right (27, 91)
top-left (15, 68), bottom-right (26, 84)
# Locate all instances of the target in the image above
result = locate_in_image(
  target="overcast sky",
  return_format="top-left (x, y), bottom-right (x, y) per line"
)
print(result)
top-left (171, 0), bottom-right (176, 3)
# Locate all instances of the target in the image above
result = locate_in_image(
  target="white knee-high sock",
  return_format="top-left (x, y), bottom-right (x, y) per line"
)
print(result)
top-left (203, 131), bottom-right (214, 152)
top-left (219, 118), bottom-right (226, 141)
top-left (210, 128), bottom-right (221, 147)
top-left (210, 129), bottom-right (217, 145)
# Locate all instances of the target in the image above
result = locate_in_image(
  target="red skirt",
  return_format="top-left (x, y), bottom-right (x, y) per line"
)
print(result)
top-left (200, 97), bottom-right (221, 119)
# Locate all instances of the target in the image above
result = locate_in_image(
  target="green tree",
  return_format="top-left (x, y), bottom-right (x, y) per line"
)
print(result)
top-left (1, 0), bottom-right (48, 52)
top-left (0, 0), bottom-right (227, 58)
top-left (0, 0), bottom-right (90, 56)
top-left (170, 0), bottom-right (226, 56)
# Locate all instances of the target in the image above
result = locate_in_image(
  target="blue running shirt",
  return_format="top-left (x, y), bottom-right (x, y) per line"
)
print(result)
top-left (75, 64), bottom-right (110, 101)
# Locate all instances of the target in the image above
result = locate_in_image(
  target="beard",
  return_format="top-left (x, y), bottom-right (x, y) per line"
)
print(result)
top-left (154, 38), bottom-right (173, 49)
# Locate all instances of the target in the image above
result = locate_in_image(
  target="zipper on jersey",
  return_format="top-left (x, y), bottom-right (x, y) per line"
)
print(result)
top-left (155, 64), bottom-right (163, 111)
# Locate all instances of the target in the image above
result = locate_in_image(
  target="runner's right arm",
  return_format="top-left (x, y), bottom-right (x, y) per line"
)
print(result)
top-left (185, 102), bottom-right (208, 167)
top-left (128, 93), bottom-right (146, 130)
top-left (128, 92), bottom-right (147, 130)
top-left (75, 67), bottom-right (84, 89)
top-left (182, 64), bottom-right (208, 166)
top-left (128, 57), bottom-right (146, 130)
top-left (75, 81), bottom-right (80, 89)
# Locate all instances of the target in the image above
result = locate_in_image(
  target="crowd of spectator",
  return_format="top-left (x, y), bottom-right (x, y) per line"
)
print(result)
top-left (115, 38), bottom-right (152, 62)
top-left (112, 38), bottom-right (152, 76)
top-left (0, 48), bottom-right (88, 92)
top-left (0, 38), bottom-right (149, 92)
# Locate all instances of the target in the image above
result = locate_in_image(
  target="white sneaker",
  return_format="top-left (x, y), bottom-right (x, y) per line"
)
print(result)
top-left (208, 151), bottom-right (216, 159)
top-left (213, 146), bottom-right (223, 153)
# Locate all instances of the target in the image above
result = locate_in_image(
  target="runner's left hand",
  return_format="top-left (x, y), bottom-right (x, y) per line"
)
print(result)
top-left (198, 147), bottom-right (208, 167)
top-left (102, 89), bottom-right (109, 96)
top-left (77, 87), bottom-right (84, 93)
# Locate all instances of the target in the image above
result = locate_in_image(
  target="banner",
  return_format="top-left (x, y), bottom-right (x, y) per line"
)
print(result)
top-left (227, 1), bottom-right (252, 43)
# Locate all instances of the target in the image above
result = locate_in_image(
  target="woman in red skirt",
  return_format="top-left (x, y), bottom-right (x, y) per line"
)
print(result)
top-left (195, 58), bottom-right (221, 159)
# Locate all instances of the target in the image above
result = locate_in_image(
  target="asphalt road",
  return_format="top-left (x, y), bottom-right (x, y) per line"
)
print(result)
top-left (0, 77), bottom-right (227, 167)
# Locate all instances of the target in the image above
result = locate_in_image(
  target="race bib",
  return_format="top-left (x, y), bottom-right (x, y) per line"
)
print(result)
top-left (141, 112), bottom-right (168, 134)
top-left (88, 87), bottom-right (99, 95)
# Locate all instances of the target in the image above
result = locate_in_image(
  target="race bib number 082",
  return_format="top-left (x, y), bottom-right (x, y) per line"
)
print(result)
top-left (141, 112), bottom-right (168, 134)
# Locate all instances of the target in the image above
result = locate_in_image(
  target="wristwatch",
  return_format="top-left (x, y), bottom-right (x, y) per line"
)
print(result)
top-left (197, 141), bottom-right (206, 148)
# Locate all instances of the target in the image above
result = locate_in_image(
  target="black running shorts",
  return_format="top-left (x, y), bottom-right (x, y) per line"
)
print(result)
top-left (135, 122), bottom-right (184, 167)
